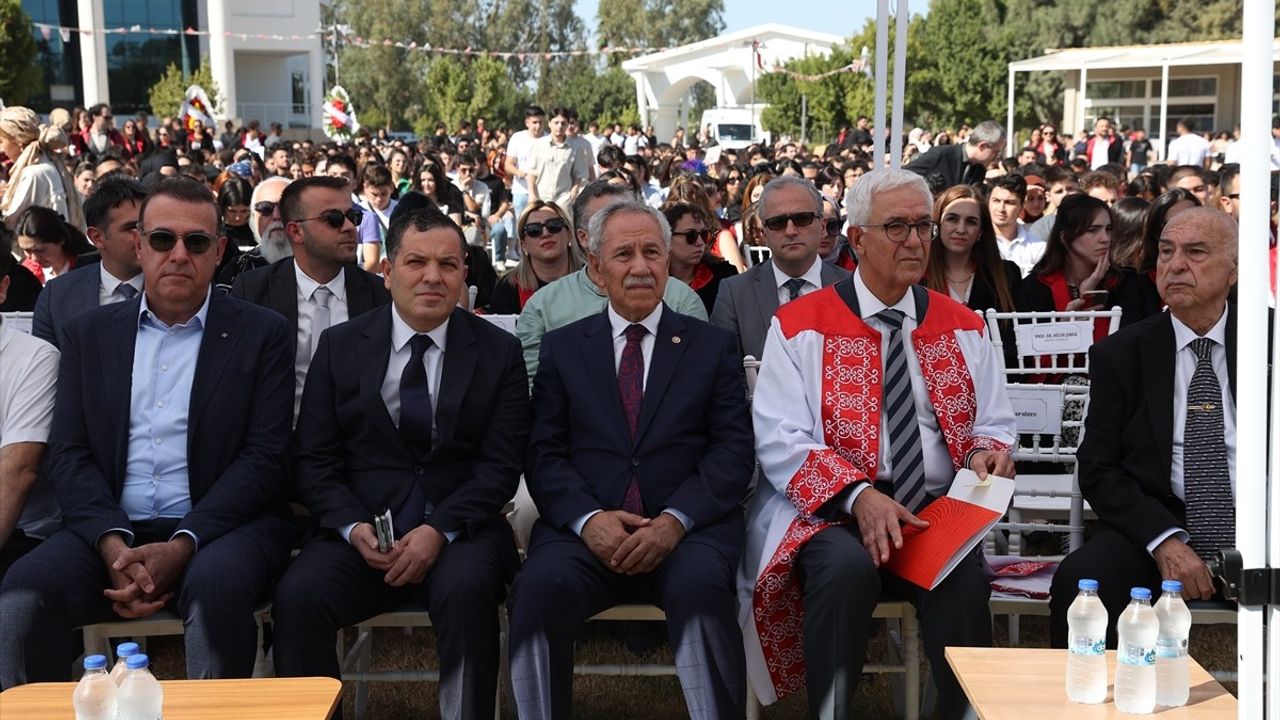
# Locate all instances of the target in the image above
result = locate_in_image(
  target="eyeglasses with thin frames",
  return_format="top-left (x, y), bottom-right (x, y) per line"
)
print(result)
top-left (857, 220), bottom-right (939, 244)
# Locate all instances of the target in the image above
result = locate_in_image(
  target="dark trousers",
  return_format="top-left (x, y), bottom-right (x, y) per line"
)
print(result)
top-left (0, 517), bottom-right (291, 689)
top-left (794, 524), bottom-right (992, 720)
top-left (0, 531), bottom-right (41, 583)
top-left (508, 522), bottom-right (746, 720)
top-left (271, 519), bottom-right (517, 720)
top-left (1049, 527), bottom-right (1163, 649)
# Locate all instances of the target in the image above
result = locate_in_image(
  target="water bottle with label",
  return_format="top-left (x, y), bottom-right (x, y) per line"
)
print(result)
top-left (1065, 578), bottom-right (1108, 703)
top-left (110, 642), bottom-right (140, 685)
top-left (116, 653), bottom-right (164, 720)
top-left (1115, 587), bottom-right (1158, 714)
top-left (1154, 579), bottom-right (1192, 707)
top-left (72, 654), bottom-right (117, 720)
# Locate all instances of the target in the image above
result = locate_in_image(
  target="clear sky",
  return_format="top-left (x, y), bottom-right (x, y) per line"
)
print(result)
top-left (573, 0), bottom-right (932, 43)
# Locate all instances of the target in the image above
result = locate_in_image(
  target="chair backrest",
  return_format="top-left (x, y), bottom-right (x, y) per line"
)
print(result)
top-left (984, 307), bottom-right (1124, 381)
top-left (743, 355), bottom-right (761, 401)
top-left (0, 312), bottom-right (33, 335)
top-left (480, 313), bottom-right (519, 336)
top-left (746, 246), bottom-right (772, 267)
top-left (1005, 381), bottom-right (1091, 464)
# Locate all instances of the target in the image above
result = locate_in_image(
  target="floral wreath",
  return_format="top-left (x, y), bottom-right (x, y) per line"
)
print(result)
top-left (323, 86), bottom-right (360, 142)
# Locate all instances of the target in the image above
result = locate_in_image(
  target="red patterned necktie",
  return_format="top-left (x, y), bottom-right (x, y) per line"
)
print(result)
top-left (618, 324), bottom-right (646, 514)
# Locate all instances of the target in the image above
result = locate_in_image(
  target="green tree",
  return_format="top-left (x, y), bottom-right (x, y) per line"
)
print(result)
top-left (0, 0), bottom-right (39, 105)
top-left (543, 59), bottom-right (639, 128)
top-left (416, 55), bottom-right (523, 135)
top-left (147, 58), bottom-right (222, 120)
top-left (597, 0), bottom-right (725, 65)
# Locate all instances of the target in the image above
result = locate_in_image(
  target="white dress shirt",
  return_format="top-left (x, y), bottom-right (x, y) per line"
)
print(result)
top-left (294, 263), bottom-right (349, 418)
top-left (1147, 308), bottom-right (1236, 553)
top-left (770, 256), bottom-right (825, 306)
top-left (996, 223), bottom-right (1045, 279)
top-left (0, 318), bottom-right (61, 540)
top-left (570, 302), bottom-right (693, 535)
top-left (97, 263), bottom-right (143, 306)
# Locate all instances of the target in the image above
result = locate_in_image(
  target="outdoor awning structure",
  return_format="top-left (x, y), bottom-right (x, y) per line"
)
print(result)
top-left (1004, 39), bottom-right (1280, 156)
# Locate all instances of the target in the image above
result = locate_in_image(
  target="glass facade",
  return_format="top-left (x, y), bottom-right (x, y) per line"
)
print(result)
top-left (22, 0), bottom-right (83, 109)
top-left (101, 0), bottom-right (201, 115)
top-left (1085, 76), bottom-right (1220, 140)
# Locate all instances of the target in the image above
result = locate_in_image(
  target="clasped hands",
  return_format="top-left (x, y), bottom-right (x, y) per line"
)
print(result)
top-left (582, 510), bottom-right (685, 575)
top-left (98, 532), bottom-right (195, 619)
top-left (350, 522), bottom-right (447, 587)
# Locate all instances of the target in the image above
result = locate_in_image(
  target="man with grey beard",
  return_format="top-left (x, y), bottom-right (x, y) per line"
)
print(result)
top-left (215, 177), bottom-right (292, 292)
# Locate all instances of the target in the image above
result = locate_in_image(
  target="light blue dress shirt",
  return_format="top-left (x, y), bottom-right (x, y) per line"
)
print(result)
top-left (118, 291), bottom-right (211, 545)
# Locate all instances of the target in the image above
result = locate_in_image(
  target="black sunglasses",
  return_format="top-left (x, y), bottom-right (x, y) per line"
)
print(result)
top-left (825, 218), bottom-right (844, 237)
top-left (295, 207), bottom-right (364, 229)
top-left (143, 229), bottom-right (215, 254)
top-left (524, 218), bottom-right (567, 238)
top-left (672, 228), bottom-right (714, 245)
top-left (253, 200), bottom-right (278, 216)
top-left (762, 211), bottom-right (820, 232)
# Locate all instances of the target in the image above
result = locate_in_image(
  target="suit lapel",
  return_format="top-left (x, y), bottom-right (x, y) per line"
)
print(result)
top-left (434, 310), bottom-right (478, 444)
top-left (751, 263), bottom-right (780, 341)
top-left (270, 259), bottom-right (300, 326)
top-left (1142, 314), bottom-right (1176, 481)
top-left (102, 302), bottom-right (139, 481)
top-left (583, 311), bottom-right (632, 444)
top-left (358, 306), bottom-right (412, 456)
top-left (635, 307), bottom-right (687, 443)
top-left (190, 293), bottom-right (244, 420)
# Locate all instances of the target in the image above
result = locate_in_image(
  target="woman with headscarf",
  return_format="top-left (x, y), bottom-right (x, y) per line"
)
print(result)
top-left (0, 106), bottom-right (85, 231)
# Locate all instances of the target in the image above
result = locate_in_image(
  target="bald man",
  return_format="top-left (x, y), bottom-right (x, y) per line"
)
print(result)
top-left (1050, 208), bottom-right (1239, 647)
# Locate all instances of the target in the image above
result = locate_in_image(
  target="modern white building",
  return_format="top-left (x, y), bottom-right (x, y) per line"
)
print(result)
top-left (22, 0), bottom-right (324, 130)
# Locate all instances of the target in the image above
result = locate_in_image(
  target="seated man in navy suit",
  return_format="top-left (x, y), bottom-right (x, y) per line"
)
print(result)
top-left (272, 206), bottom-right (528, 720)
top-left (32, 175), bottom-right (146, 348)
top-left (509, 199), bottom-right (755, 720)
top-left (0, 178), bottom-right (296, 687)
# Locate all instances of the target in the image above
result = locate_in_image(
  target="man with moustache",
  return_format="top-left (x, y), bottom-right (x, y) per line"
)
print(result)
top-left (273, 206), bottom-right (527, 720)
top-left (217, 177), bottom-right (293, 291)
top-left (741, 168), bottom-right (1016, 720)
top-left (33, 175), bottom-right (146, 348)
top-left (230, 176), bottom-right (390, 420)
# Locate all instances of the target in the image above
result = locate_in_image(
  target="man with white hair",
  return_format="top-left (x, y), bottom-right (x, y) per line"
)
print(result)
top-left (741, 168), bottom-right (1016, 720)
top-left (216, 177), bottom-right (291, 292)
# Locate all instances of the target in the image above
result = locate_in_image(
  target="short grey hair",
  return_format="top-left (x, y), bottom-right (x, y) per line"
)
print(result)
top-left (967, 120), bottom-right (1005, 147)
top-left (586, 199), bottom-right (671, 257)
top-left (845, 168), bottom-right (934, 226)
top-left (757, 175), bottom-right (823, 220)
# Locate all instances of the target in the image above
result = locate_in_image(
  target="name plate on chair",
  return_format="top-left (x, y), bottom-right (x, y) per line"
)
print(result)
top-left (1007, 386), bottom-right (1063, 434)
top-left (1014, 320), bottom-right (1093, 355)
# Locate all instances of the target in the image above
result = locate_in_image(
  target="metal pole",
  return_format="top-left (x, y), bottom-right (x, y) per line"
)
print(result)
top-left (890, 0), bottom-right (907, 169)
top-left (1006, 67), bottom-right (1016, 157)
top-left (1158, 62), bottom-right (1169, 161)
top-left (1236, 5), bottom-right (1277, 719)
top-left (1077, 65), bottom-right (1088, 139)
top-left (873, 0), bottom-right (888, 169)
top-left (801, 94), bottom-right (807, 144)
top-left (751, 40), bottom-right (757, 144)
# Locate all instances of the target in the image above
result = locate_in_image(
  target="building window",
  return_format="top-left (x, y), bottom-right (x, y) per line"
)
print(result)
top-left (291, 71), bottom-right (307, 115)
top-left (21, 0), bottom-right (82, 109)
top-left (1085, 75), bottom-right (1220, 139)
top-left (100, 0), bottom-right (200, 115)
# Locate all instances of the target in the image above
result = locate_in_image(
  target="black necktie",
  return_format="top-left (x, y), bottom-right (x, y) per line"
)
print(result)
top-left (1183, 337), bottom-right (1234, 561)
top-left (783, 278), bottom-right (806, 302)
top-left (399, 334), bottom-right (435, 456)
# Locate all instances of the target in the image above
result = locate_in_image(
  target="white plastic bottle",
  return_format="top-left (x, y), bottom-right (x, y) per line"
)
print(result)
top-left (1154, 580), bottom-right (1192, 707)
top-left (1065, 578), bottom-right (1108, 703)
top-left (116, 653), bottom-right (164, 720)
top-left (110, 642), bottom-right (140, 685)
top-left (72, 654), bottom-right (117, 720)
top-left (1115, 587), bottom-right (1158, 714)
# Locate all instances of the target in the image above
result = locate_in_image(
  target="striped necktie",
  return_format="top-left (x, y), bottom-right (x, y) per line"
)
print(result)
top-left (877, 309), bottom-right (927, 513)
top-left (1183, 337), bottom-right (1234, 561)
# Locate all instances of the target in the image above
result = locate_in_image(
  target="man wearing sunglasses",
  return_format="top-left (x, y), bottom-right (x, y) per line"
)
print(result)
top-left (274, 206), bottom-right (528, 720)
top-left (1, 178), bottom-right (297, 688)
top-left (742, 169), bottom-right (1016, 720)
top-left (230, 176), bottom-right (391, 420)
top-left (710, 176), bottom-right (850, 361)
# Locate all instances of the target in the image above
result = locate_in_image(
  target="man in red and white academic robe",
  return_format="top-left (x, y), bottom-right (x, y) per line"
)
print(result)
top-left (739, 169), bottom-right (1017, 720)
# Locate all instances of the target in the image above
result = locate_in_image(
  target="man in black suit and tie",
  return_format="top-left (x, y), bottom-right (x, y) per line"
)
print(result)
top-left (905, 120), bottom-right (1005, 189)
top-left (230, 176), bottom-right (390, 419)
top-left (0, 178), bottom-right (296, 686)
top-left (1050, 207), bottom-right (1240, 645)
top-left (509, 199), bottom-right (754, 719)
top-left (711, 176), bottom-right (849, 361)
top-left (32, 175), bottom-right (146, 348)
top-left (271, 207), bottom-right (528, 719)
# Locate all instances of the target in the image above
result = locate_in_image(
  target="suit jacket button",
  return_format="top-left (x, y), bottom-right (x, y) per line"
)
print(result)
top-left (414, 466), bottom-right (425, 476)
top-left (631, 458), bottom-right (640, 468)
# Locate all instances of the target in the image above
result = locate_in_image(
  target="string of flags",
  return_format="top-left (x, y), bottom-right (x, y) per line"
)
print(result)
top-left (30, 22), bottom-right (673, 59)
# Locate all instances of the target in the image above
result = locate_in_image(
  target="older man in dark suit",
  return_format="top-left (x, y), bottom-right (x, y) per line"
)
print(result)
top-left (0, 178), bottom-right (296, 687)
top-left (1050, 207), bottom-right (1241, 645)
top-left (271, 207), bottom-right (528, 720)
top-left (32, 175), bottom-right (146, 348)
top-left (509, 199), bottom-right (755, 719)
top-left (905, 120), bottom-right (1005, 188)
top-left (711, 176), bottom-right (849, 361)
top-left (230, 176), bottom-right (390, 419)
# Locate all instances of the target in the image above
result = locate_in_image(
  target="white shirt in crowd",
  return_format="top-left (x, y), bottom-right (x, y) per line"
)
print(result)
top-left (506, 130), bottom-right (539, 196)
top-left (770, 256), bottom-right (825, 306)
top-left (1167, 132), bottom-right (1212, 167)
top-left (996, 223), bottom-right (1046, 278)
top-left (0, 318), bottom-right (62, 540)
top-left (97, 263), bottom-right (143, 307)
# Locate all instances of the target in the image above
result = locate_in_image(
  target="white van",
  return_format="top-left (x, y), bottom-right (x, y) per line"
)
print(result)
top-left (698, 107), bottom-right (770, 150)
